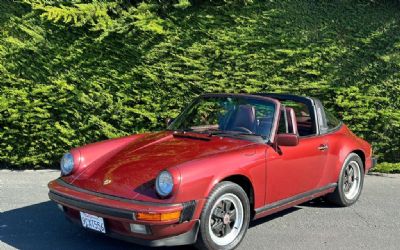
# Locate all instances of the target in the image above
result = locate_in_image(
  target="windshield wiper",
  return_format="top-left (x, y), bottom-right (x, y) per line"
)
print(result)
top-left (206, 130), bottom-right (265, 139)
top-left (172, 129), bottom-right (211, 141)
top-left (171, 128), bottom-right (266, 141)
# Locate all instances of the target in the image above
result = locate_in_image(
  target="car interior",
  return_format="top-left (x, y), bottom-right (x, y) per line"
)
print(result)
top-left (220, 104), bottom-right (275, 137)
top-left (224, 104), bottom-right (257, 133)
top-left (208, 96), bottom-right (317, 139)
top-left (219, 101), bottom-right (314, 138)
top-left (280, 101), bottom-right (316, 137)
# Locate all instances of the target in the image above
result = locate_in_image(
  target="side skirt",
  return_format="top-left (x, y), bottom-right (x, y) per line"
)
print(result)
top-left (254, 183), bottom-right (337, 220)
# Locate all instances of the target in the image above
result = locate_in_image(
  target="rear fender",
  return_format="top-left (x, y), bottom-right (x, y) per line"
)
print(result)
top-left (333, 127), bottom-right (371, 180)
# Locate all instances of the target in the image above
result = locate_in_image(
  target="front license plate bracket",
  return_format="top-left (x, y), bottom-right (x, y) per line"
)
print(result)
top-left (80, 211), bottom-right (106, 233)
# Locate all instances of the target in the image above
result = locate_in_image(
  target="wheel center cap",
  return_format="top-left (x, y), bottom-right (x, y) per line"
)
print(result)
top-left (223, 214), bottom-right (230, 224)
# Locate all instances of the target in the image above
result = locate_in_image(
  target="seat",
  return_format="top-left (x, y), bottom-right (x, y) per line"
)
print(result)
top-left (226, 105), bottom-right (256, 133)
top-left (278, 107), bottom-right (298, 135)
top-left (285, 107), bottom-right (298, 135)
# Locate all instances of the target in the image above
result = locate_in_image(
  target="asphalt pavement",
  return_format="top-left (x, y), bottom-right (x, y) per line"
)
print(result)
top-left (0, 170), bottom-right (399, 250)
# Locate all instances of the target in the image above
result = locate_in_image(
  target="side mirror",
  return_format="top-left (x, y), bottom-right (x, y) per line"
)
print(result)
top-left (165, 118), bottom-right (174, 127)
top-left (276, 133), bottom-right (299, 147)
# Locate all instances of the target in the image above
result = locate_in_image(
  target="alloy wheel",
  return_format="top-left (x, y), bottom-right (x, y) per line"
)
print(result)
top-left (208, 193), bottom-right (244, 246)
top-left (343, 160), bottom-right (361, 200)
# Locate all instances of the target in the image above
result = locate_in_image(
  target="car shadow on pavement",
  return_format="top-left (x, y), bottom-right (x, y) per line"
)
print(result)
top-left (299, 198), bottom-right (339, 208)
top-left (249, 197), bottom-right (341, 228)
top-left (1, 200), bottom-right (333, 249)
top-left (249, 207), bottom-right (301, 228)
top-left (0, 201), bottom-right (195, 250)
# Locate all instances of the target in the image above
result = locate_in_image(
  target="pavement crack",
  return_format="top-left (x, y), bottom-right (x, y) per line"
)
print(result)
top-left (350, 206), bottom-right (372, 226)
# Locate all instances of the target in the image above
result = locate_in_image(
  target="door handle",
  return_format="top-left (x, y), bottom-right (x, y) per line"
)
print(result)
top-left (318, 144), bottom-right (328, 151)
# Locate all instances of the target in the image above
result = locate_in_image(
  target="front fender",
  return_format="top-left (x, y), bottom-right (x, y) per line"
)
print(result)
top-left (63, 133), bottom-right (147, 182)
top-left (173, 144), bottom-right (267, 210)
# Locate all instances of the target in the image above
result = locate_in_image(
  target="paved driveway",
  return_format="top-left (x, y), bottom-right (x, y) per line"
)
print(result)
top-left (1, 170), bottom-right (399, 250)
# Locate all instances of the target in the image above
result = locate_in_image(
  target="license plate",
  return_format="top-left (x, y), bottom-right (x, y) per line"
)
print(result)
top-left (80, 211), bottom-right (106, 233)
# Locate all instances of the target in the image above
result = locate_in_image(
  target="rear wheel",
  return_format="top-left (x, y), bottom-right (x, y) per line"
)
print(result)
top-left (326, 153), bottom-right (364, 206)
top-left (195, 181), bottom-right (250, 250)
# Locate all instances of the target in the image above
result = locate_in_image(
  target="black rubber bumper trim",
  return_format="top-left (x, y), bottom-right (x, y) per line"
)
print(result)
top-left (49, 191), bottom-right (134, 219)
top-left (107, 220), bottom-right (200, 247)
top-left (179, 200), bottom-right (196, 223)
top-left (50, 189), bottom-right (197, 223)
top-left (55, 178), bottom-right (180, 207)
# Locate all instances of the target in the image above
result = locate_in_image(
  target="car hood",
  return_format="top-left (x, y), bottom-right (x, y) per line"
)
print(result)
top-left (67, 131), bottom-right (256, 202)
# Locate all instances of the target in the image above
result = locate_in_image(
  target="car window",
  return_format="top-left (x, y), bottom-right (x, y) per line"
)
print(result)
top-left (324, 109), bottom-right (341, 131)
top-left (277, 108), bottom-right (287, 134)
top-left (188, 100), bottom-right (227, 130)
top-left (169, 96), bottom-right (277, 141)
top-left (253, 102), bottom-right (275, 136)
top-left (281, 101), bottom-right (316, 136)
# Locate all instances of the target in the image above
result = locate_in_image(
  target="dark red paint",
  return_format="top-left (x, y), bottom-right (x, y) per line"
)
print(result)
top-left (48, 94), bottom-right (374, 245)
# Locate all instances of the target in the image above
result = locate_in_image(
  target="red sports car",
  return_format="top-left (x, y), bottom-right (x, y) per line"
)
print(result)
top-left (49, 93), bottom-right (376, 250)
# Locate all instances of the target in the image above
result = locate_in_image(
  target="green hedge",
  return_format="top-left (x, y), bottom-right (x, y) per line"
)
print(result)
top-left (1, 0), bottom-right (400, 168)
top-left (373, 163), bottom-right (400, 174)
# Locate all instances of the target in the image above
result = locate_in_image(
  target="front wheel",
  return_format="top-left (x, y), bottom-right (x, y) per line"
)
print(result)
top-left (326, 153), bottom-right (364, 206)
top-left (195, 181), bottom-right (250, 250)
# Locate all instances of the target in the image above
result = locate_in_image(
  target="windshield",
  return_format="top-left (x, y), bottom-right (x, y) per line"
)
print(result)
top-left (168, 95), bottom-right (277, 142)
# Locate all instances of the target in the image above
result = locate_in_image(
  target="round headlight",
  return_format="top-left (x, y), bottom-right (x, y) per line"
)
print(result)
top-left (60, 152), bottom-right (74, 176)
top-left (156, 171), bottom-right (174, 197)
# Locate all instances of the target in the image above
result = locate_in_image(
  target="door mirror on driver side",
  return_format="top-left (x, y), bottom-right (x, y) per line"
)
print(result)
top-left (276, 133), bottom-right (299, 147)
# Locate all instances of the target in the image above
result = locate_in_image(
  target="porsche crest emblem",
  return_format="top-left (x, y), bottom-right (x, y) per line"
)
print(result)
top-left (103, 179), bottom-right (112, 185)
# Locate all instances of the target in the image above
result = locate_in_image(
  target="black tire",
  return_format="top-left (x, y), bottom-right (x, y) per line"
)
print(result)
top-left (326, 153), bottom-right (364, 207)
top-left (195, 181), bottom-right (250, 250)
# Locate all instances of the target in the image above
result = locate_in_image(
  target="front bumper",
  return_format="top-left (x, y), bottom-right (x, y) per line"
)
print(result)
top-left (48, 179), bottom-right (199, 247)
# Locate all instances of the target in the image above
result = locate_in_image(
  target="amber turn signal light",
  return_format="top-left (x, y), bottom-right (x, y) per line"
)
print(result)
top-left (136, 211), bottom-right (181, 221)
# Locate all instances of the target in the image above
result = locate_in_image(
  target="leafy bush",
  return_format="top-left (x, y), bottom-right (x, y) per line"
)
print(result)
top-left (372, 162), bottom-right (400, 174)
top-left (1, 0), bottom-right (399, 168)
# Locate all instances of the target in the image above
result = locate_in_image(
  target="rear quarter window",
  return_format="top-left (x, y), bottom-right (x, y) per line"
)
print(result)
top-left (319, 107), bottom-right (342, 134)
top-left (325, 109), bottom-right (341, 129)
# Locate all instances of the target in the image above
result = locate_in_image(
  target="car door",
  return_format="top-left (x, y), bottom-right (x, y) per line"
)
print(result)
top-left (264, 105), bottom-right (329, 204)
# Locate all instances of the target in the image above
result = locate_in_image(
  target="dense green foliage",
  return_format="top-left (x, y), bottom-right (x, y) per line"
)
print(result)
top-left (372, 162), bottom-right (400, 174)
top-left (1, 0), bottom-right (399, 168)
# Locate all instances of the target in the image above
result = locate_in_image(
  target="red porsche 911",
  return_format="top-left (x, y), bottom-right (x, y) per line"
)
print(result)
top-left (48, 93), bottom-right (376, 250)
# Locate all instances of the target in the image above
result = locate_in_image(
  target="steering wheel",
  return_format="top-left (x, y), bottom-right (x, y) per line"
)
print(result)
top-left (231, 126), bottom-right (253, 134)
